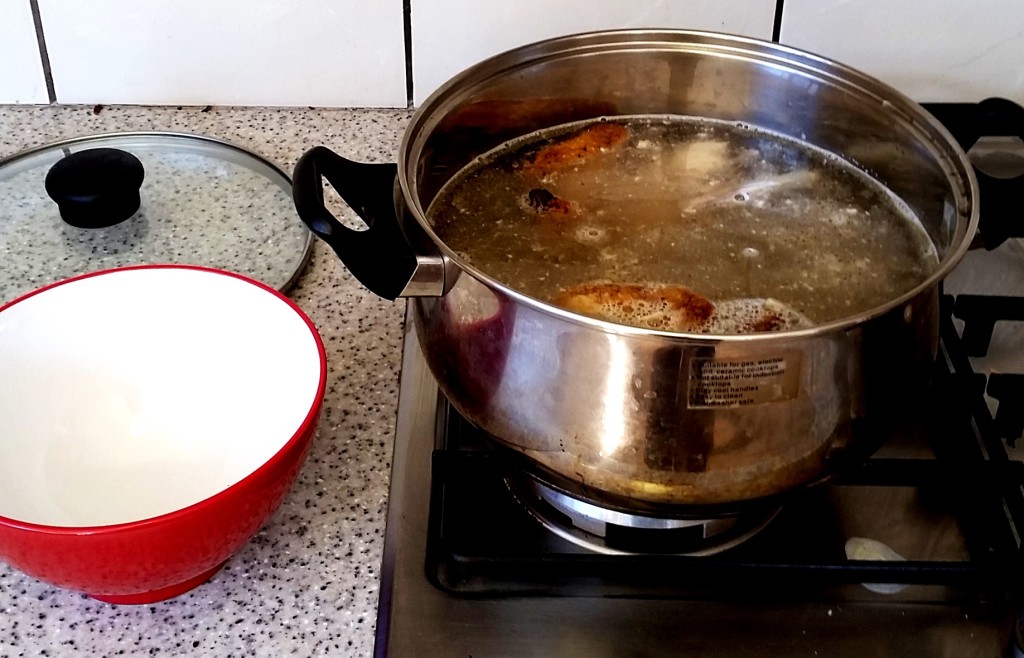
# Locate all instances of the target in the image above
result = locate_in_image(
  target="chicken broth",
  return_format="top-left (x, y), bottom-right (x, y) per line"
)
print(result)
top-left (427, 116), bottom-right (940, 331)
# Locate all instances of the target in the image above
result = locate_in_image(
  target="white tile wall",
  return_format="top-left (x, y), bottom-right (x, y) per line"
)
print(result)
top-left (780, 0), bottom-right (1024, 106)
top-left (0, 1), bottom-right (48, 104)
top-left (36, 0), bottom-right (407, 107)
top-left (410, 0), bottom-right (778, 105)
top-left (9, 1), bottom-right (1024, 109)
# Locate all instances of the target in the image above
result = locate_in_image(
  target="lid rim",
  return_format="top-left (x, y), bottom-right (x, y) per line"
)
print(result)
top-left (0, 131), bottom-right (313, 295)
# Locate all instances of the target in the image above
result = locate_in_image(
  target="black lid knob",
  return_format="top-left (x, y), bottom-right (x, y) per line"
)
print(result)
top-left (44, 148), bottom-right (145, 229)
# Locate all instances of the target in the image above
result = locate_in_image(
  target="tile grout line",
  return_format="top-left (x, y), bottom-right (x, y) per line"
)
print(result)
top-left (772, 0), bottom-right (785, 43)
top-left (403, 0), bottom-right (414, 108)
top-left (28, 0), bottom-right (56, 104)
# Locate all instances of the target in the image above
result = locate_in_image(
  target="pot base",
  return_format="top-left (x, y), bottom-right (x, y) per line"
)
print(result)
top-left (88, 562), bottom-right (226, 605)
top-left (507, 474), bottom-right (780, 556)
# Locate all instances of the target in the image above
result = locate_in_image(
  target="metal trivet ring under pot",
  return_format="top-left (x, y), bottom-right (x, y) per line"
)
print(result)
top-left (505, 474), bottom-right (781, 556)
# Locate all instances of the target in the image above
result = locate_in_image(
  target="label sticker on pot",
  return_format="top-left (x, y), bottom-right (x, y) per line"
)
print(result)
top-left (687, 352), bottom-right (802, 409)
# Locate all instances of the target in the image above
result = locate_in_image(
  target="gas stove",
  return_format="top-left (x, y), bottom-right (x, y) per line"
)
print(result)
top-left (374, 99), bottom-right (1024, 657)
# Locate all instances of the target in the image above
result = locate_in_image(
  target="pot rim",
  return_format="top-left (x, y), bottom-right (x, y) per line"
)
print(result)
top-left (398, 28), bottom-right (980, 342)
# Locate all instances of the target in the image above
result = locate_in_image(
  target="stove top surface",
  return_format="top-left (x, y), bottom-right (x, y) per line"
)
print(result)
top-left (377, 326), bottom-right (1019, 658)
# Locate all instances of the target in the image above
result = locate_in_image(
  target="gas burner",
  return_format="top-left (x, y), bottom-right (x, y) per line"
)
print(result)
top-left (506, 474), bottom-right (780, 556)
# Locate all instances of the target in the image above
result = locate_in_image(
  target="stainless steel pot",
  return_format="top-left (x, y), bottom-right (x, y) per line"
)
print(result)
top-left (293, 30), bottom-right (978, 511)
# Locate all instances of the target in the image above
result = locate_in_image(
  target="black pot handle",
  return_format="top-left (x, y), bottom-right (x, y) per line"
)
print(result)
top-left (293, 146), bottom-right (419, 300)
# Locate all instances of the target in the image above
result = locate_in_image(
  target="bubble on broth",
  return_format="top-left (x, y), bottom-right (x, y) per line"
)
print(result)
top-left (574, 224), bottom-right (608, 245)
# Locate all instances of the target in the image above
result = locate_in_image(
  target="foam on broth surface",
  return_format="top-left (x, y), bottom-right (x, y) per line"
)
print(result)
top-left (428, 115), bottom-right (940, 331)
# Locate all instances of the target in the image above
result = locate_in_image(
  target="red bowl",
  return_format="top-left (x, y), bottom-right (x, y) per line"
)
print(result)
top-left (0, 265), bottom-right (327, 604)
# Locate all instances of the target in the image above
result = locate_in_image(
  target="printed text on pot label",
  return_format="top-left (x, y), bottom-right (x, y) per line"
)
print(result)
top-left (687, 353), bottom-right (802, 409)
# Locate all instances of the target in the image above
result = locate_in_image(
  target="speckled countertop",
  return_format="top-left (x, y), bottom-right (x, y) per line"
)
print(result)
top-left (0, 105), bottom-right (414, 657)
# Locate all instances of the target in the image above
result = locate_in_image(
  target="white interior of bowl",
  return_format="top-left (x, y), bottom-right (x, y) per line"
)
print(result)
top-left (0, 267), bottom-right (323, 527)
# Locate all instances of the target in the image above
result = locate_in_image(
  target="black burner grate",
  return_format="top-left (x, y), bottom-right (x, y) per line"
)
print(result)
top-left (923, 98), bottom-right (1024, 250)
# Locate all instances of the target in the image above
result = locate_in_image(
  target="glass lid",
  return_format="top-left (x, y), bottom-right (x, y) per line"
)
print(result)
top-left (0, 132), bottom-right (311, 303)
